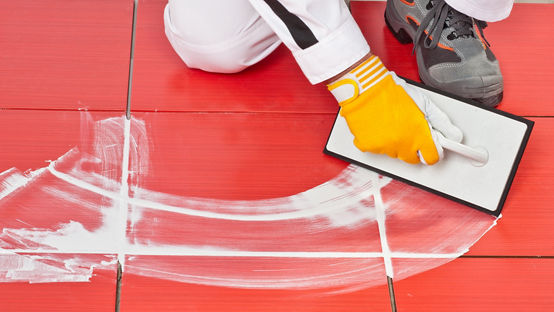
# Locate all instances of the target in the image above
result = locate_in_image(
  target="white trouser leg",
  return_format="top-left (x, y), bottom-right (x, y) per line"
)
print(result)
top-left (445, 0), bottom-right (514, 22)
top-left (164, 0), bottom-right (281, 74)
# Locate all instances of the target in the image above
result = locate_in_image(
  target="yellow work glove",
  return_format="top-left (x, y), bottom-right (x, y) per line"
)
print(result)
top-left (327, 55), bottom-right (462, 165)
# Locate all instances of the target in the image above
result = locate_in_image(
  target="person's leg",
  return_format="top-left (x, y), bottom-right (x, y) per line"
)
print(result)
top-left (445, 0), bottom-right (514, 22)
top-left (384, 0), bottom-right (505, 107)
top-left (164, 0), bottom-right (281, 73)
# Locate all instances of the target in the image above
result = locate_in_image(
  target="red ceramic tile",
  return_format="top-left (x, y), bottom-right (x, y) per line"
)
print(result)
top-left (123, 112), bottom-right (382, 252)
top-left (393, 257), bottom-right (554, 311)
top-left (0, 0), bottom-right (133, 110)
top-left (0, 259), bottom-right (117, 312)
top-left (467, 118), bottom-right (554, 256)
top-left (0, 111), bottom-right (123, 309)
top-left (0, 111), bottom-right (127, 185)
top-left (127, 112), bottom-right (347, 200)
top-left (485, 4), bottom-right (554, 116)
top-left (353, 2), bottom-right (554, 116)
top-left (131, 2), bottom-right (554, 115)
top-left (381, 179), bottom-right (497, 256)
top-left (120, 258), bottom-right (392, 312)
top-left (131, 0), bottom-right (337, 113)
top-left (115, 111), bottom-right (390, 309)
top-left (380, 118), bottom-right (554, 258)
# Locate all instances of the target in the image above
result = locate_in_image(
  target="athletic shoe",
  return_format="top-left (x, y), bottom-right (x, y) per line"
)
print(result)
top-left (385, 0), bottom-right (503, 107)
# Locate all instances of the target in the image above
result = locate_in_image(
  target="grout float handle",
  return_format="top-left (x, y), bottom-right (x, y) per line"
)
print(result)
top-left (438, 135), bottom-right (489, 166)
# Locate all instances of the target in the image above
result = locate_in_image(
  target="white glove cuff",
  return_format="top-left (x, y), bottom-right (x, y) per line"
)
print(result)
top-left (327, 55), bottom-right (389, 106)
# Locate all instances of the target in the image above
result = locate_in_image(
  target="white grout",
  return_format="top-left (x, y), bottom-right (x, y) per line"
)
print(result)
top-left (117, 117), bottom-right (132, 270)
top-left (374, 187), bottom-right (395, 278)
top-left (47, 163), bottom-right (373, 222)
top-left (0, 247), bottom-right (462, 259)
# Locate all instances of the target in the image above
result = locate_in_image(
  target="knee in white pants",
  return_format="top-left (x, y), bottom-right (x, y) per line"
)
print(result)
top-left (163, 4), bottom-right (281, 74)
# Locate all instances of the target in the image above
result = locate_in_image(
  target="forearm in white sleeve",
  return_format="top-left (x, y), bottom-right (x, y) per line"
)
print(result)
top-left (445, 0), bottom-right (514, 22)
top-left (248, 0), bottom-right (370, 84)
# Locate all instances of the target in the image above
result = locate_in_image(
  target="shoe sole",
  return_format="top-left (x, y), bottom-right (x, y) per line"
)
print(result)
top-left (384, 1), bottom-right (503, 107)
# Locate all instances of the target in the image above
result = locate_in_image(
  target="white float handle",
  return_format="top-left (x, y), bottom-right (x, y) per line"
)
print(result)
top-left (438, 135), bottom-right (489, 165)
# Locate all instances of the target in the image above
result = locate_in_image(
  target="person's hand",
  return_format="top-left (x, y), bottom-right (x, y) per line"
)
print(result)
top-left (327, 55), bottom-right (462, 165)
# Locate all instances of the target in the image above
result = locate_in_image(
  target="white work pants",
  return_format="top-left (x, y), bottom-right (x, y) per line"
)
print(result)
top-left (164, 0), bottom-right (513, 84)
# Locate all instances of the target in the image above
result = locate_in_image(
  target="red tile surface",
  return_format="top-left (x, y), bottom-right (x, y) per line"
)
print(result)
top-left (382, 179), bottom-right (497, 255)
top-left (122, 2), bottom-right (554, 310)
top-left (120, 267), bottom-right (392, 312)
top-left (121, 113), bottom-right (387, 307)
top-left (0, 0), bottom-right (133, 110)
top-left (0, 111), bottom-right (123, 310)
top-left (130, 0), bottom-right (337, 114)
top-left (128, 112), bottom-right (347, 199)
top-left (0, 111), bottom-right (125, 175)
top-left (486, 5), bottom-right (554, 116)
top-left (1, 1), bottom-right (554, 311)
top-left (393, 257), bottom-right (554, 312)
top-left (353, 2), bottom-right (554, 116)
top-left (131, 2), bottom-right (554, 116)
top-left (467, 118), bottom-right (554, 256)
top-left (0, 263), bottom-right (117, 312)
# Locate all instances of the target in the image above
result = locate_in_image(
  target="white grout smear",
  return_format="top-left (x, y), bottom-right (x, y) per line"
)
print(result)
top-left (117, 118), bottom-right (132, 268)
top-left (0, 253), bottom-right (117, 283)
top-left (373, 184), bottom-right (394, 278)
top-left (0, 167), bottom-right (47, 200)
top-left (0, 114), bottom-right (498, 290)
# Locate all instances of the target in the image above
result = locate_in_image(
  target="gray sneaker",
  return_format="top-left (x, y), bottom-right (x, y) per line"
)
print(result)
top-left (385, 0), bottom-right (503, 107)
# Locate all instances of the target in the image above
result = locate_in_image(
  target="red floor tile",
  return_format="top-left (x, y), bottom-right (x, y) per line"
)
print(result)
top-left (486, 4), bottom-right (554, 116)
top-left (393, 257), bottom-right (554, 312)
top-left (0, 111), bottom-right (126, 178)
top-left (122, 112), bottom-right (383, 276)
top-left (126, 112), bottom-right (347, 199)
top-left (131, 2), bottom-right (553, 116)
top-left (2, 1), bottom-right (554, 311)
top-left (467, 118), bottom-right (554, 256)
top-left (0, 262), bottom-right (117, 312)
top-left (131, 0), bottom-right (337, 113)
top-left (0, 111), bottom-right (124, 310)
top-left (0, 0), bottom-right (133, 110)
top-left (352, 2), bottom-right (554, 116)
top-left (382, 179), bottom-right (497, 255)
top-left (120, 266), bottom-right (392, 312)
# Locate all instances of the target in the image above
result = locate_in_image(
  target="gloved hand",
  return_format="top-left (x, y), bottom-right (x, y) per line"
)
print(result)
top-left (327, 55), bottom-right (462, 165)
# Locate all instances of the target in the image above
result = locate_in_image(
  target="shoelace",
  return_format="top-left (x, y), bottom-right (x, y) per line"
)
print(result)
top-left (413, 0), bottom-right (490, 52)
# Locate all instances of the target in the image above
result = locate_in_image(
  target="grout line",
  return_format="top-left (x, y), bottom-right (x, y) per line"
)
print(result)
top-left (0, 108), bottom-right (127, 113)
top-left (116, 1), bottom-right (138, 310)
top-left (115, 262), bottom-right (123, 312)
top-left (387, 276), bottom-right (398, 312)
top-left (461, 255), bottom-right (554, 259)
top-left (0, 248), bottom-right (462, 258)
top-left (0, 107), bottom-right (344, 116)
top-left (374, 188), bottom-right (394, 277)
top-left (118, 117), bottom-right (132, 268)
top-left (1, 108), bottom-right (553, 119)
top-left (123, 109), bottom-right (340, 115)
top-left (374, 183), bottom-right (397, 311)
top-left (3, 247), bottom-right (552, 258)
top-left (125, 0), bottom-right (139, 120)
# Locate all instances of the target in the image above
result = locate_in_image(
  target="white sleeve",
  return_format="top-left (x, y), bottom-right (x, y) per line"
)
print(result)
top-left (445, 0), bottom-right (514, 22)
top-left (248, 0), bottom-right (370, 84)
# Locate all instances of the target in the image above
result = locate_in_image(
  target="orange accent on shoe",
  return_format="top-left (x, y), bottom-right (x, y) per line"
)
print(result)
top-left (474, 23), bottom-right (488, 50)
top-left (400, 0), bottom-right (415, 6)
top-left (406, 16), bottom-right (454, 52)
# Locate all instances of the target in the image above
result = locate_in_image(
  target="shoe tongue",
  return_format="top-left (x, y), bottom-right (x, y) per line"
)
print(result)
top-left (444, 8), bottom-right (475, 39)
